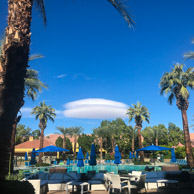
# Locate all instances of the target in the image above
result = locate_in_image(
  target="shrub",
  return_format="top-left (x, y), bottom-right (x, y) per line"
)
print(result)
top-left (134, 161), bottom-right (151, 165)
top-left (35, 162), bottom-right (50, 167)
top-left (5, 174), bottom-right (24, 181)
top-left (0, 180), bottom-right (35, 194)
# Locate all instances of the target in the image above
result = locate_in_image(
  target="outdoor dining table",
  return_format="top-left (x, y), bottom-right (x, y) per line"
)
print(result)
top-left (156, 179), bottom-right (179, 192)
top-left (120, 174), bottom-right (140, 181)
top-left (66, 181), bottom-right (89, 194)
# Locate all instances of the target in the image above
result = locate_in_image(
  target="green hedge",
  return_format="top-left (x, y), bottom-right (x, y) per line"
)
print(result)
top-left (35, 162), bottom-right (50, 167)
top-left (0, 180), bottom-right (35, 194)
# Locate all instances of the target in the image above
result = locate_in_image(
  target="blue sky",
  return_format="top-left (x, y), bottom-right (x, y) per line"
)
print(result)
top-left (0, 0), bottom-right (194, 135)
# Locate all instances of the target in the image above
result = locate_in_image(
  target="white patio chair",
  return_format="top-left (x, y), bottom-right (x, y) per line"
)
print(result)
top-left (109, 174), bottom-right (131, 194)
top-left (130, 174), bottom-right (147, 193)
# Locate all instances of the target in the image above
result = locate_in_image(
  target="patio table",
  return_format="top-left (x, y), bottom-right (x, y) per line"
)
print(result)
top-left (66, 181), bottom-right (89, 194)
top-left (156, 179), bottom-right (179, 191)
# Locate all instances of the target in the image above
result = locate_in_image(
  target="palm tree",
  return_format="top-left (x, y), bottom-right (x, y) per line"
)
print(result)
top-left (0, 0), bottom-right (134, 179)
top-left (160, 64), bottom-right (194, 167)
top-left (93, 127), bottom-right (107, 160)
top-left (68, 127), bottom-right (83, 156)
top-left (31, 101), bottom-right (56, 162)
top-left (56, 126), bottom-right (70, 149)
top-left (184, 39), bottom-right (194, 59)
top-left (127, 102), bottom-right (150, 162)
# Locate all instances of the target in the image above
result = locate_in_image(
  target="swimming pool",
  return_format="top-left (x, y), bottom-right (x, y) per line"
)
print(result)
top-left (22, 164), bottom-right (161, 175)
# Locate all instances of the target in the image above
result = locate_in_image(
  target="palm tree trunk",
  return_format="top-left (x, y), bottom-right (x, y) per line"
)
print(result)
top-left (39, 127), bottom-right (44, 163)
top-left (155, 137), bottom-right (158, 146)
top-left (181, 109), bottom-right (194, 167)
top-left (10, 122), bottom-right (17, 173)
top-left (0, 0), bottom-right (32, 180)
top-left (111, 136), bottom-right (114, 152)
top-left (132, 137), bottom-right (134, 152)
top-left (137, 127), bottom-right (144, 162)
top-left (100, 138), bottom-right (103, 161)
top-left (74, 136), bottom-right (76, 156)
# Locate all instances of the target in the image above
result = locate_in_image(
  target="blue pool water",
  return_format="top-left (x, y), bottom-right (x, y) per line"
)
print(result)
top-left (23, 164), bottom-right (161, 174)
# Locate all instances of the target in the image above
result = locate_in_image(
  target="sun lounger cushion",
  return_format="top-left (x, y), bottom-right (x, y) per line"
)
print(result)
top-left (144, 172), bottom-right (158, 179)
top-left (38, 173), bottom-right (49, 180)
top-left (40, 180), bottom-right (48, 186)
top-left (49, 173), bottom-right (64, 180)
top-left (91, 173), bottom-right (105, 181)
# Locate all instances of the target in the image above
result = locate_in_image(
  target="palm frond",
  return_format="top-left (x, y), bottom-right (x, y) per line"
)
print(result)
top-left (107, 0), bottom-right (135, 28)
top-left (34, 0), bottom-right (47, 25)
top-left (29, 54), bottom-right (44, 61)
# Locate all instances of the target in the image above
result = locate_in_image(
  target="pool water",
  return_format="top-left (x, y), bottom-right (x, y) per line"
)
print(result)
top-left (22, 164), bottom-right (161, 175)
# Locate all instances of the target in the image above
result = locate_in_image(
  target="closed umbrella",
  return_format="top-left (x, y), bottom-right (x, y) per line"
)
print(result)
top-left (25, 152), bottom-right (28, 161)
top-left (86, 152), bottom-right (89, 160)
top-left (132, 151), bottom-right (135, 158)
top-left (129, 151), bottom-right (132, 159)
top-left (114, 145), bottom-right (121, 165)
top-left (77, 147), bottom-right (84, 167)
top-left (171, 148), bottom-right (176, 163)
top-left (30, 148), bottom-right (36, 165)
top-left (136, 151), bottom-right (138, 159)
top-left (90, 144), bottom-right (96, 166)
top-left (67, 158), bottom-right (70, 165)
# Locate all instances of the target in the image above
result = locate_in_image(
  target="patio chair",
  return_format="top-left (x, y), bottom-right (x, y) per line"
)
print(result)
top-left (130, 174), bottom-right (147, 193)
top-left (129, 171), bottom-right (142, 181)
top-left (108, 174), bottom-right (130, 194)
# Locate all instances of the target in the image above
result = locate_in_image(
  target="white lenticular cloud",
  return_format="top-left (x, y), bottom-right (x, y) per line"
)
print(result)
top-left (63, 98), bottom-right (128, 119)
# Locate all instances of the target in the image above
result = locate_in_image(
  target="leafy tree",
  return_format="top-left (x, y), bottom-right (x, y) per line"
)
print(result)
top-left (15, 124), bottom-right (31, 145)
top-left (0, 0), bottom-right (134, 178)
top-left (31, 101), bottom-right (56, 162)
top-left (160, 64), bottom-right (194, 167)
top-left (168, 123), bottom-right (184, 146)
top-left (142, 126), bottom-right (154, 146)
top-left (56, 126), bottom-right (70, 149)
top-left (127, 102), bottom-right (150, 162)
top-left (55, 136), bottom-right (72, 153)
top-left (31, 129), bottom-right (40, 140)
top-left (68, 127), bottom-right (83, 155)
top-left (78, 134), bottom-right (95, 155)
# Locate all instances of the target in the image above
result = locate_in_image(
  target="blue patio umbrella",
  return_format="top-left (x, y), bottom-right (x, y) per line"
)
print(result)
top-left (25, 152), bottom-right (28, 161)
top-left (171, 148), bottom-right (176, 163)
top-left (35, 145), bottom-right (69, 152)
top-left (136, 151), bottom-right (138, 158)
top-left (77, 147), bottom-right (84, 167)
top-left (66, 158), bottom-right (70, 165)
top-left (136, 144), bottom-right (171, 165)
top-left (86, 152), bottom-right (89, 160)
top-left (114, 145), bottom-right (121, 165)
top-left (136, 145), bottom-right (171, 152)
top-left (30, 148), bottom-right (36, 165)
top-left (129, 151), bottom-right (132, 159)
top-left (90, 144), bottom-right (96, 166)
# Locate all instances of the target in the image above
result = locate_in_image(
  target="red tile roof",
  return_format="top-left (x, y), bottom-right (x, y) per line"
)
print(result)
top-left (190, 133), bottom-right (194, 140)
top-left (15, 139), bottom-right (54, 149)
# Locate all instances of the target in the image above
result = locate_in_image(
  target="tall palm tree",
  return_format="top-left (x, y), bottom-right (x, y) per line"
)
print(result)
top-left (68, 127), bottom-right (83, 156)
top-left (10, 55), bottom-right (47, 172)
top-left (160, 64), bottom-right (194, 167)
top-left (127, 102), bottom-right (150, 162)
top-left (31, 101), bottom-right (56, 162)
top-left (93, 127), bottom-right (107, 160)
top-left (56, 126), bottom-right (70, 149)
top-left (0, 0), bottom-right (134, 179)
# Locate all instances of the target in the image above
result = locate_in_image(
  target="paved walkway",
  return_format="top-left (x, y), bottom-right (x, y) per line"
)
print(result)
top-left (48, 189), bottom-right (158, 194)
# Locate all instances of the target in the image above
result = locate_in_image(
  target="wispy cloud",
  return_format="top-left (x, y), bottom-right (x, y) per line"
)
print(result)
top-left (72, 73), bottom-right (92, 80)
top-left (63, 98), bottom-right (128, 119)
top-left (56, 74), bottom-right (67, 78)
